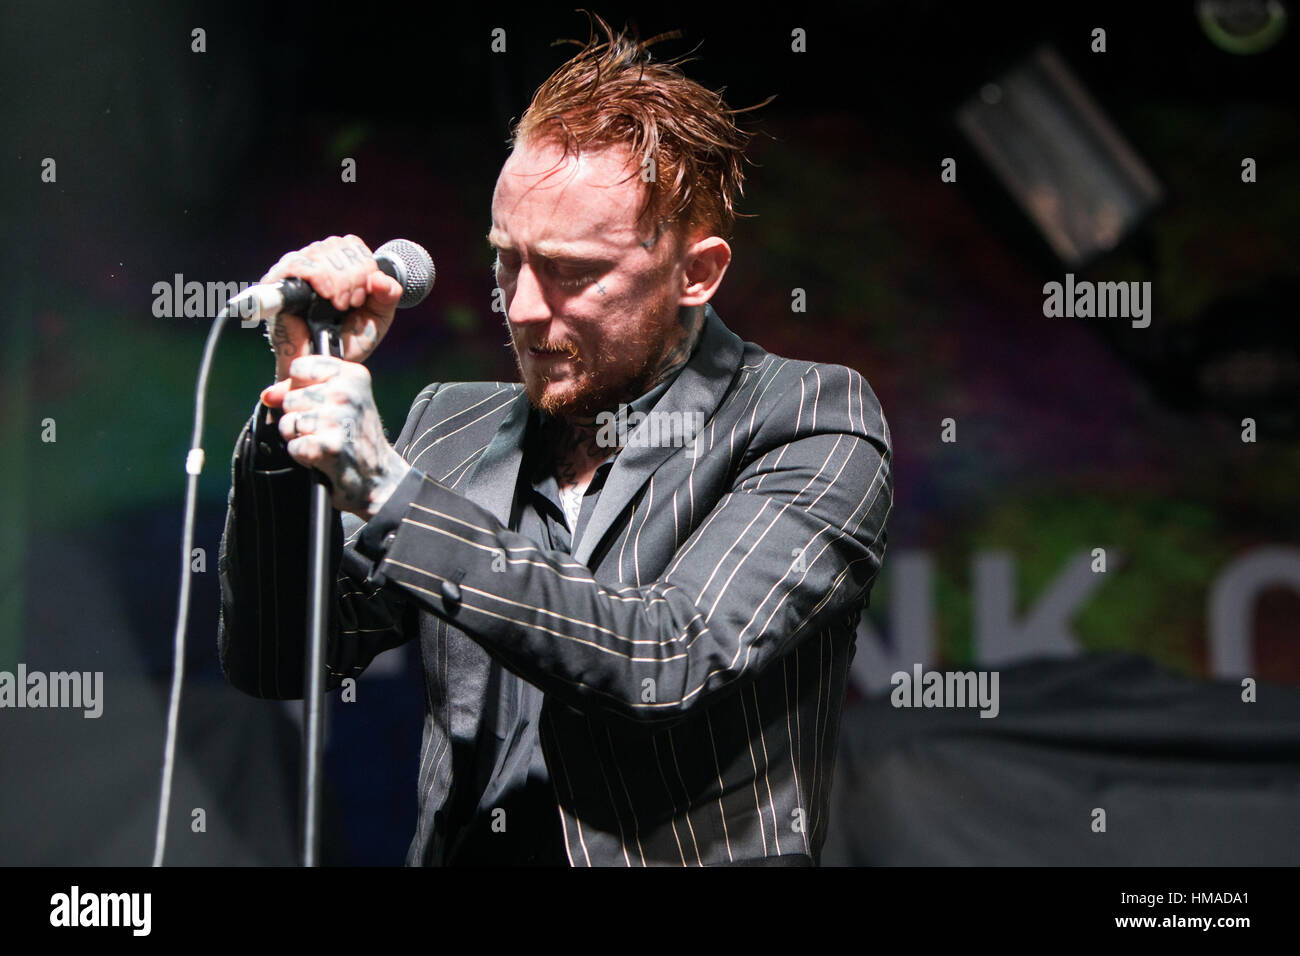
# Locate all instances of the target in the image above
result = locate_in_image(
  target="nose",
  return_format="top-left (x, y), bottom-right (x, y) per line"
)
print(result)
top-left (506, 262), bottom-right (551, 325)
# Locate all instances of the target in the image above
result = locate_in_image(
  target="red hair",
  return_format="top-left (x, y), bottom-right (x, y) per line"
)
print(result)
top-left (510, 11), bottom-right (767, 242)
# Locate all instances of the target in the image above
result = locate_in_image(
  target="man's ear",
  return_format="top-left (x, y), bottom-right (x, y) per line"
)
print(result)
top-left (679, 235), bottom-right (732, 307)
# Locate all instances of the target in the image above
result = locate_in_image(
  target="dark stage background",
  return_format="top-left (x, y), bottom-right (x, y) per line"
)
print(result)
top-left (3, 0), bottom-right (1298, 865)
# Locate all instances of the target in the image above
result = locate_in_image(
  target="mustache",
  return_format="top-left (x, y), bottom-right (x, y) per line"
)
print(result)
top-left (519, 337), bottom-right (580, 359)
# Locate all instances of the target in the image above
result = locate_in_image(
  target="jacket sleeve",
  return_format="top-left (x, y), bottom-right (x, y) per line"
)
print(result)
top-left (357, 364), bottom-right (892, 726)
top-left (216, 384), bottom-right (440, 699)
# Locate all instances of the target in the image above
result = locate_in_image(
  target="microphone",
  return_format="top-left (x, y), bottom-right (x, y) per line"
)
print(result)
top-left (231, 238), bottom-right (436, 320)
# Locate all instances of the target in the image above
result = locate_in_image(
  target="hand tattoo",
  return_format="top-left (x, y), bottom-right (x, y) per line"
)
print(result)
top-left (280, 359), bottom-right (410, 517)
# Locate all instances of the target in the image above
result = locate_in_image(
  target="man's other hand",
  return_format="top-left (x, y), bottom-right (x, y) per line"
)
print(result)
top-left (261, 355), bottom-right (411, 519)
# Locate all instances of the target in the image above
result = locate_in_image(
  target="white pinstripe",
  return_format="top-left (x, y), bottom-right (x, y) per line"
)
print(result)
top-left (605, 726), bottom-right (647, 866)
top-left (408, 392), bottom-right (517, 469)
top-left (436, 443), bottom-right (491, 484)
top-left (667, 726), bottom-right (704, 865)
top-left (632, 476), bottom-right (655, 586)
top-left (586, 718), bottom-right (632, 866)
top-left (783, 655), bottom-right (812, 856)
top-left (751, 682), bottom-right (782, 854)
top-left (705, 710), bottom-right (734, 862)
top-left (404, 385), bottom-right (511, 456)
top-left (546, 709), bottom-right (589, 865)
top-left (810, 630), bottom-right (829, 836)
top-left (738, 688), bottom-right (769, 855)
top-left (651, 733), bottom-right (688, 865)
top-left (811, 632), bottom-right (832, 832)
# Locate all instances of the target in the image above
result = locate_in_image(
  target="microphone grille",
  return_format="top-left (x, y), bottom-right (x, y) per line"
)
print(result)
top-left (376, 238), bottom-right (435, 308)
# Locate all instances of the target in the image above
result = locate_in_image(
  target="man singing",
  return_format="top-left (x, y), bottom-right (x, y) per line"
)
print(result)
top-left (218, 14), bottom-right (892, 866)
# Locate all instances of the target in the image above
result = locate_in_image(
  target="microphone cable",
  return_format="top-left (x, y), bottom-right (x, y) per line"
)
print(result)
top-left (151, 300), bottom-right (236, 866)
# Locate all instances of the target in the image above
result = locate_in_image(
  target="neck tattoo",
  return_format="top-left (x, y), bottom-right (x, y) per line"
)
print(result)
top-left (549, 306), bottom-right (706, 490)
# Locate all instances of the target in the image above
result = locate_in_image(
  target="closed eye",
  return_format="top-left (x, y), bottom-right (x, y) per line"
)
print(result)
top-left (548, 257), bottom-right (610, 288)
top-left (491, 248), bottom-right (608, 290)
top-left (553, 266), bottom-right (597, 289)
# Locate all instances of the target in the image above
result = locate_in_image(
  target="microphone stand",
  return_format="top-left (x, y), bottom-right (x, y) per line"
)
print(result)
top-left (300, 296), bottom-right (346, 868)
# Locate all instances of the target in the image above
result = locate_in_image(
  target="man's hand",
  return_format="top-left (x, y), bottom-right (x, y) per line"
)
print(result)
top-left (261, 355), bottom-right (412, 519)
top-left (261, 235), bottom-right (404, 381)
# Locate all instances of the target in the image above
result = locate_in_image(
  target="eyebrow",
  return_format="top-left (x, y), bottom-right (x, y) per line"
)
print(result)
top-left (486, 229), bottom-right (613, 260)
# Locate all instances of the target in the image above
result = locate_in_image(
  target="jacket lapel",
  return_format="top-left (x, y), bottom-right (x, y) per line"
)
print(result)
top-left (461, 388), bottom-right (531, 527)
top-left (573, 304), bottom-right (744, 566)
top-left (457, 305), bottom-right (744, 566)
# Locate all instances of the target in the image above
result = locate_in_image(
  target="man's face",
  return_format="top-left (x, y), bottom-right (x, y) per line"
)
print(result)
top-left (489, 136), bottom-right (691, 418)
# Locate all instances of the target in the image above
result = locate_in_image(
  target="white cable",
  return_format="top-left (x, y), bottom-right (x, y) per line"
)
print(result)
top-left (152, 303), bottom-right (234, 867)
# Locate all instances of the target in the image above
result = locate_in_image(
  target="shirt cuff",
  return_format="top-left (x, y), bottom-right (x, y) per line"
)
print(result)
top-left (355, 465), bottom-right (430, 563)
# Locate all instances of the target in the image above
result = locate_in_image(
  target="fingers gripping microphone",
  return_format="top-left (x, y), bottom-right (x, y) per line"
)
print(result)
top-left (232, 238), bottom-right (436, 320)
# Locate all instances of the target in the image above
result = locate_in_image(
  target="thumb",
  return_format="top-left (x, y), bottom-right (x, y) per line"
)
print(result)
top-left (260, 379), bottom-right (291, 408)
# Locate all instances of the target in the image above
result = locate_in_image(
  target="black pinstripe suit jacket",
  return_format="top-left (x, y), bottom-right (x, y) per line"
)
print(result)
top-left (218, 303), bottom-right (893, 866)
